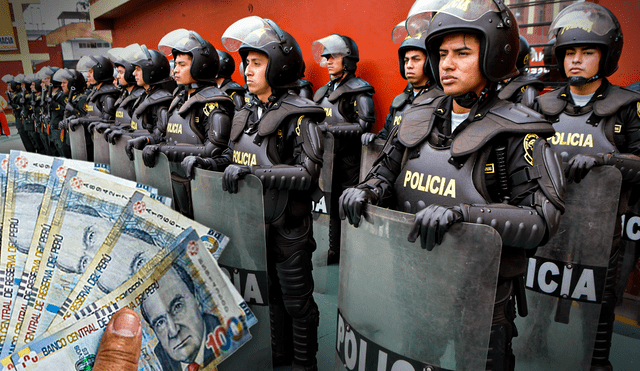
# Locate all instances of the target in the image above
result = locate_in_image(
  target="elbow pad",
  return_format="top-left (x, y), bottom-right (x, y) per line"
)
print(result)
top-left (300, 118), bottom-right (324, 165)
top-left (252, 165), bottom-right (314, 191)
top-left (208, 112), bottom-right (232, 149)
top-left (355, 94), bottom-right (375, 123)
top-left (603, 152), bottom-right (640, 184)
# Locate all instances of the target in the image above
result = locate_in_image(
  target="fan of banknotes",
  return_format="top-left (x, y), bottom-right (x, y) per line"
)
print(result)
top-left (0, 150), bottom-right (254, 371)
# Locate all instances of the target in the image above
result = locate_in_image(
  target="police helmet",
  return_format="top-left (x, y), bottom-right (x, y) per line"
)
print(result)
top-left (311, 34), bottom-right (359, 73)
top-left (76, 55), bottom-right (114, 83)
top-left (122, 44), bottom-right (170, 86)
top-left (159, 29), bottom-right (220, 83)
top-left (549, 2), bottom-right (623, 78)
top-left (222, 16), bottom-right (303, 89)
top-left (216, 50), bottom-right (235, 79)
top-left (53, 69), bottom-right (86, 93)
top-left (407, 0), bottom-right (520, 83)
top-left (2, 74), bottom-right (14, 90)
top-left (392, 21), bottom-right (433, 82)
top-left (107, 47), bottom-right (137, 85)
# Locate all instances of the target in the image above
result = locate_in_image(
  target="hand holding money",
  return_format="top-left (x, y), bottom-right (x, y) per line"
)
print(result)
top-left (92, 309), bottom-right (141, 371)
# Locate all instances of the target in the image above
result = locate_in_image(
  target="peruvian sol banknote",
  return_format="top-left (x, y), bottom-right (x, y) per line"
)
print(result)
top-left (0, 158), bottom-right (163, 359)
top-left (49, 190), bottom-right (230, 331)
top-left (11, 228), bottom-right (253, 371)
top-left (14, 169), bottom-right (170, 351)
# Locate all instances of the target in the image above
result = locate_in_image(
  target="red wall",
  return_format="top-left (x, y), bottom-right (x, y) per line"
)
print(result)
top-left (598, 0), bottom-right (640, 86)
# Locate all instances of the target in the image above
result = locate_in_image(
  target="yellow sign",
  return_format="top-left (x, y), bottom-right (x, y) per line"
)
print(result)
top-left (0, 0), bottom-right (16, 50)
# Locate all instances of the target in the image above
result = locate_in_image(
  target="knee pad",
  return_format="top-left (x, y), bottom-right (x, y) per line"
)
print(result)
top-left (276, 250), bottom-right (315, 318)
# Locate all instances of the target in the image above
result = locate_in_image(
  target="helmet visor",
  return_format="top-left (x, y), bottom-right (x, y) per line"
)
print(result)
top-left (1, 74), bottom-right (13, 83)
top-left (121, 43), bottom-right (152, 66)
top-left (406, 0), bottom-right (499, 36)
top-left (158, 28), bottom-right (206, 57)
top-left (14, 74), bottom-right (25, 83)
top-left (221, 16), bottom-right (280, 53)
top-left (392, 21), bottom-right (409, 44)
top-left (38, 66), bottom-right (56, 77)
top-left (107, 47), bottom-right (128, 66)
top-left (52, 69), bottom-right (74, 83)
top-left (311, 35), bottom-right (351, 66)
top-left (76, 55), bottom-right (101, 72)
top-left (548, 3), bottom-right (618, 39)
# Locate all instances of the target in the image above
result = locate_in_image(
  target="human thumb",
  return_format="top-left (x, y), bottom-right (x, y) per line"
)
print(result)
top-left (92, 308), bottom-right (142, 371)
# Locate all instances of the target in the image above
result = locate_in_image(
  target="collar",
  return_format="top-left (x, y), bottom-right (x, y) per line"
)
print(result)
top-left (558, 78), bottom-right (611, 105)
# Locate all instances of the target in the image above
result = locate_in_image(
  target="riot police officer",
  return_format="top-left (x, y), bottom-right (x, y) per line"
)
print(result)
top-left (362, 21), bottom-right (441, 144)
top-left (215, 49), bottom-right (246, 109)
top-left (496, 35), bottom-right (544, 107)
top-left (220, 16), bottom-right (325, 371)
top-left (38, 66), bottom-right (60, 155)
top-left (311, 33), bottom-right (375, 264)
top-left (22, 74), bottom-right (45, 153)
top-left (536, 4), bottom-right (640, 370)
top-left (55, 69), bottom-right (87, 158)
top-left (10, 74), bottom-right (36, 152)
top-left (341, 1), bottom-right (565, 369)
top-left (28, 74), bottom-right (47, 154)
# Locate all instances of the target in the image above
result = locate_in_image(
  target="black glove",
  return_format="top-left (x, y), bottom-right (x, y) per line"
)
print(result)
top-left (407, 204), bottom-right (464, 251)
top-left (339, 187), bottom-right (378, 228)
top-left (360, 132), bottom-right (377, 146)
top-left (565, 153), bottom-right (604, 184)
top-left (106, 129), bottom-right (124, 144)
top-left (142, 144), bottom-right (160, 167)
top-left (222, 164), bottom-right (251, 194)
top-left (125, 136), bottom-right (149, 161)
top-left (88, 121), bottom-right (98, 134)
top-left (68, 117), bottom-right (81, 131)
top-left (58, 118), bottom-right (69, 130)
top-left (182, 156), bottom-right (215, 178)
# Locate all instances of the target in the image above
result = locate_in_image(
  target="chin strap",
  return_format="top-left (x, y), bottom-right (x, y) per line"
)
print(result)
top-left (568, 74), bottom-right (601, 87)
top-left (454, 85), bottom-right (492, 109)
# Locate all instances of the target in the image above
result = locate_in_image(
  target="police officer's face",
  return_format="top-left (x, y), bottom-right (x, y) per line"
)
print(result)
top-left (87, 68), bottom-right (96, 84)
top-left (42, 77), bottom-right (50, 89)
top-left (142, 269), bottom-right (205, 363)
top-left (405, 50), bottom-right (428, 86)
top-left (30, 82), bottom-right (36, 91)
top-left (116, 66), bottom-right (127, 87)
top-left (563, 46), bottom-right (601, 80)
top-left (326, 54), bottom-right (344, 78)
top-left (173, 54), bottom-right (196, 86)
top-left (61, 79), bottom-right (69, 94)
top-left (244, 51), bottom-right (271, 99)
top-left (438, 33), bottom-right (487, 98)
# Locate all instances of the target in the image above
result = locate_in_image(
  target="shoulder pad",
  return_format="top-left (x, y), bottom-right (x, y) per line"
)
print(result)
top-left (133, 89), bottom-right (173, 116)
top-left (313, 84), bottom-right (330, 103)
top-left (390, 91), bottom-right (410, 110)
top-left (328, 77), bottom-right (374, 102)
top-left (536, 88), bottom-right (568, 116)
top-left (498, 75), bottom-right (544, 100)
top-left (397, 95), bottom-right (446, 148)
top-left (413, 87), bottom-right (445, 105)
top-left (297, 79), bottom-right (312, 88)
top-left (258, 95), bottom-right (326, 137)
top-left (593, 85), bottom-right (640, 117)
top-left (451, 101), bottom-right (555, 157)
top-left (178, 86), bottom-right (234, 116)
top-left (230, 107), bottom-right (251, 142)
top-left (222, 81), bottom-right (245, 94)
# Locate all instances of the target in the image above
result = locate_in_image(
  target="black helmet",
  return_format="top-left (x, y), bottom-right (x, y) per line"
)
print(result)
top-left (392, 21), bottom-right (433, 81)
top-left (23, 74), bottom-right (37, 91)
top-left (222, 16), bottom-right (303, 89)
top-left (407, 0), bottom-right (520, 83)
top-left (107, 47), bottom-right (137, 85)
top-left (53, 69), bottom-right (86, 93)
top-left (28, 74), bottom-right (42, 92)
top-left (76, 55), bottom-right (114, 83)
top-left (216, 50), bottom-right (235, 78)
top-left (517, 36), bottom-right (531, 73)
top-left (159, 29), bottom-right (220, 83)
top-left (549, 2), bottom-right (623, 79)
top-left (123, 44), bottom-right (170, 86)
top-left (311, 34), bottom-right (360, 73)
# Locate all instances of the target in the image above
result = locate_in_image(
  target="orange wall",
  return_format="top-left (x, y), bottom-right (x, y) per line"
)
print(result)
top-left (107, 0), bottom-right (640, 131)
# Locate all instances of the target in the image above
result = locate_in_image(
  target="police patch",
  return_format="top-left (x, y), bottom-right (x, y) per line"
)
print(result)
top-left (637, 102), bottom-right (640, 119)
top-left (203, 102), bottom-right (219, 116)
top-left (523, 134), bottom-right (538, 166)
top-left (615, 124), bottom-right (622, 134)
top-left (485, 163), bottom-right (495, 174)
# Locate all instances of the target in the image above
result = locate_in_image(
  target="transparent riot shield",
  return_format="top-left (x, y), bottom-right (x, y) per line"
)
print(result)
top-left (336, 205), bottom-right (502, 371)
top-left (133, 148), bottom-right (173, 200)
top-left (514, 166), bottom-right (622, 371)
top-left (311, 132), bottom-right (335, 293)
top-left (68, 126), bottom-right (88, 161)
top-left (108, 134), bottom-right (136, 181)
top-left (190, 168), bottom-right (272, 371)
top-left (359, 138), bottom-right (385, 182)
top-left (92, 129), bottom-right (110, 166)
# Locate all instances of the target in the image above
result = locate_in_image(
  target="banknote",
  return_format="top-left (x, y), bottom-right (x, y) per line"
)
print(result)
top-left (11, 229), bottom-right (253, 371)
top-left (0, 154), bottom-right (8, 237)
top-left (0, 157), bottom-right (164, 359)
top-left (15, 169), bottom-right (169, 350)
top-left (0, 151), bottom-right (55, 353)
top-left (50, 190), bottom-right (230, 330)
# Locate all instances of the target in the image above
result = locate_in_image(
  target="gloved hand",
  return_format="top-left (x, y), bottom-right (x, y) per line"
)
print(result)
top-left (142, 144), bottom-right (160, 167)
top-left (360, 132), bottom-right (377, 146)
top-left (222, 164), bottom-right (251, 194)
top-left (408, 204), bottom-right (464, 251)
top-left (125, 136), bottom-right (149, 161)
top-left (68, 117), bottom-right (81, 131)
top-left (106, 128), bottom-right (125, 144)
top-left (182, 156), bottom-right (215, 178)
top-left (565, 153), bottom-right (604, 184)
top-left (339, 187), bottom-right (378, 228)
top-left (58, 117), bottom-right (69, 130)
top-left (88, 121), bottom-right (98, 134)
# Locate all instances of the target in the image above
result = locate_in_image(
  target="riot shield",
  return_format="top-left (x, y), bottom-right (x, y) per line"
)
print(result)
top-left (68, 126), bottom-right (88, 161)
top-left (190, 168), bottom-right (272, 371)
top-left (92, 129), bottom-right (110, 166)
top-left (336, 205), bottom-right (501, 371)
top-left (359, 138), bottom-right (385, 182)
top-left (133, 149), bottom-right (173, 200)
top-left (108, 134), bottom-right (136, 181)
top-left (514, 166), bottom-right (622, 371)
top-left (311, 132), bottom-right (335, 293)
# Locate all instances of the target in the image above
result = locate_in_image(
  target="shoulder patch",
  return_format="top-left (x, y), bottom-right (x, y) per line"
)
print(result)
top-left (523, 134), bottom-right (538, 166)
top-left (203, 102), bottom-right (219, 116)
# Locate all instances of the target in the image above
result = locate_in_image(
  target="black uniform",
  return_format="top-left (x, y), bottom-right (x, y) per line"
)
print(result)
top-left (497, 74), bottom-right (544, 108)
top-left (61, 91), bottom-right (88, 158)
top-left (218, 78), bottom-right (246, 110)
top-left (48, 88), bottom-right (66, 156)
top-left (378, 84), bottom-right (441, 140)
top-left (78, 83), bottom-right (119, 161)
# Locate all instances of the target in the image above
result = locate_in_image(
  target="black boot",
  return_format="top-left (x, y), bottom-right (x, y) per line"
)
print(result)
top-left (269, 302), bottom-right (293, 367)
top-left (327, 216), bottom-right (341, 265)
